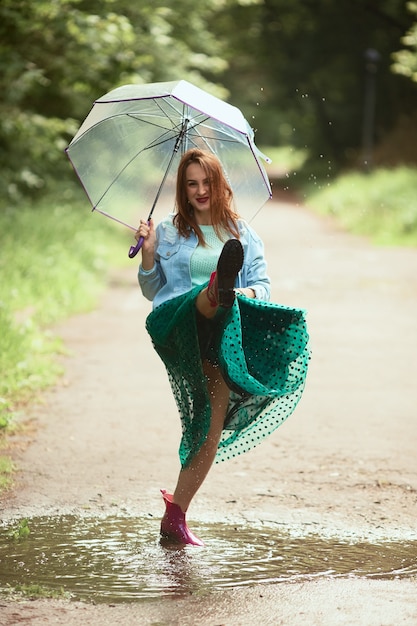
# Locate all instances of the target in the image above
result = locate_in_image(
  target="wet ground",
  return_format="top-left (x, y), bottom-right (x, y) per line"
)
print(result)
top-left (1, 515), bottom-right (417, 604)
top-left (1, 199), bottom-right (417, 624)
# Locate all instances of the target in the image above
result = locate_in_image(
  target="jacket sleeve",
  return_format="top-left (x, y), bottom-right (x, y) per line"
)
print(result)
top-left (137, 224), bottom-right (166, 301)
top-left (241, 223), bottom-right (271, 302)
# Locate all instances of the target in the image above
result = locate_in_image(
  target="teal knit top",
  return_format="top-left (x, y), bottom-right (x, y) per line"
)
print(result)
top-left (190, 225), bottom-right (226, 286)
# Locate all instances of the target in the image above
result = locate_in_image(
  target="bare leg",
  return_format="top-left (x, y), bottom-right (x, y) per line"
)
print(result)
top-left (172, 360), bottom-right (230, 512)
top-left (196, 286), bottom-right (217, 318)
top-left (169, 279), bottom-right (229, 512)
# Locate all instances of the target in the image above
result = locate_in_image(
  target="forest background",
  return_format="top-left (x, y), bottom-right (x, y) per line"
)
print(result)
top-left (1, 0), bottom-right (417, 483)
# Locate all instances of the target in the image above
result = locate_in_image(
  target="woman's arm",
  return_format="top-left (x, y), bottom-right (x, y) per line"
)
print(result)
top-left (239, 223), bottom-right (271, 301)
top-left (137, 220), bottom-right (165, 301)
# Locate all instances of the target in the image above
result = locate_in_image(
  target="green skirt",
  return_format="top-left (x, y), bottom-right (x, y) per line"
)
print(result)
top-left (146, 285), bottom-right (310, 468)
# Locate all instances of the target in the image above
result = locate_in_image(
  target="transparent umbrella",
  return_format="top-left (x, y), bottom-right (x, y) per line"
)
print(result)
top-left (65, 80), bottom-right (272, 257)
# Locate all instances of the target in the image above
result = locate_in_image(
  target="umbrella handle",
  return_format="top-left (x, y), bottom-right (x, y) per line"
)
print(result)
top-left (129, 237), bottom-right (145, 259)
top-left (128, 218), bottom-right (151, 258)
top-left (128, 237), bottom-right (144, 258)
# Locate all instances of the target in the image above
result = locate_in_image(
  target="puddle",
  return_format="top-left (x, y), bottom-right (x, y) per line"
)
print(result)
top-left (0, 515), bottom-right (416, 603)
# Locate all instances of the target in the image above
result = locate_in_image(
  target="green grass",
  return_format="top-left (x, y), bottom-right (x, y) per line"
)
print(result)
top-left (304, 166), bottom-right (417, 246)
top-left (7, 517), bottom-right (30, 540)
top-left (0, 456), bottom-right (15, 491)
top-left (0, 185), bottom-right (130, 432)
top-left (3, 583), bottom-right (72, 600)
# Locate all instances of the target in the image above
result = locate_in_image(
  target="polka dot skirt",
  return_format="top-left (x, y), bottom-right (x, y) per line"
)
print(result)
top-left (146, 285), bottom-right (310, 468)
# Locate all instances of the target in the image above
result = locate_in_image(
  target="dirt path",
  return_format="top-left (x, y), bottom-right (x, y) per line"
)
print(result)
top-left (1, 200), bottom-right (417, 625)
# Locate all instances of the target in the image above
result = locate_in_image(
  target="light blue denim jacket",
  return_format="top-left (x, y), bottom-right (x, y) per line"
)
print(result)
top-left (138, 214), bottom-right (270, 309)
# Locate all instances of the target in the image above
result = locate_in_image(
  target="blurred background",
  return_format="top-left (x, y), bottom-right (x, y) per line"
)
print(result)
top-left (2, 0), bottom-right (417, 199)
top-left (1, 0), bottom-right (417, 459)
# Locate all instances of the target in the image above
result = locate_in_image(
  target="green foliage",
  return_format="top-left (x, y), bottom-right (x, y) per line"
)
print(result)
top-left (7, 518), bottom-right (30, 541)
top-left (0, 187), bottom-right (128, 420)
top-left (261, 145), bottom-right (307, 172)
top-left (0, 0), bottom-right (230, 201)
top-left (0, 456), bottom-right (15, 491)
top-left (306, 167), bottom-right (417, 246)
top-left (2, 0), bottom-right (417, 202)
top-left (392, 2), bottom-right (417, 82)
top-left (0, 307), bottom-right (63, 418)
top-left (4, 582), bottom-right (71, 600)
top-left (215, 0), bottom-right (417, 170)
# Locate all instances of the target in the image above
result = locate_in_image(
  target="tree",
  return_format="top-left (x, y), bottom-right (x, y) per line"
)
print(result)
top-left (2, 0), bottom-right (417, 203)
top-left (211, 0), bottom-right (417, 173)
top-left (392, 1), bottom-right (417, 82)
top-left (0, 0), bottom-right (230, 202)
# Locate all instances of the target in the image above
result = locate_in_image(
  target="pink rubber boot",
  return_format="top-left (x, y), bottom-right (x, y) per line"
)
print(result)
top-left (160, 490), bottom-right (204, 546)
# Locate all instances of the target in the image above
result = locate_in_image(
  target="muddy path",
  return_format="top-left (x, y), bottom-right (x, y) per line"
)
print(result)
top-left (1, 200), bottom-right (417, 625)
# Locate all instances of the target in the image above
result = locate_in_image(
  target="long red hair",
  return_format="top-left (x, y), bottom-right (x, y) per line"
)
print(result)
top-left (173, 148), bottom-right (240, 245)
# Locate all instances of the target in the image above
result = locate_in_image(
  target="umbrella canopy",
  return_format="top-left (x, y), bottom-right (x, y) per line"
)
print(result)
top-left (65, 80), bottom-right (272, 249)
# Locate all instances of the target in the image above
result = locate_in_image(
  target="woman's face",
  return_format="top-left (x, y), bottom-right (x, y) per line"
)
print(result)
top-left (185, 162), bottom-right (211, 224)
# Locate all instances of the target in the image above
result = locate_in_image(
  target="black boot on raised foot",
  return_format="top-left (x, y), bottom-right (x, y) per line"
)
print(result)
top-left (207, 239), bottom-right (244, 308)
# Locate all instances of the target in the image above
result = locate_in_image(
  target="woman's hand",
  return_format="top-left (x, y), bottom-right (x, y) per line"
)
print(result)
top-left (135, 218), bottom-right (154, 243)
top-left (135, 219), bottom-right (156, 269)
top-left (235, 287), bottom-right (256, 299)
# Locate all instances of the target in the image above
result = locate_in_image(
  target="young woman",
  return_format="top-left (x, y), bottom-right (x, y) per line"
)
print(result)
top-left (136, 148), bottom-right (309, 546)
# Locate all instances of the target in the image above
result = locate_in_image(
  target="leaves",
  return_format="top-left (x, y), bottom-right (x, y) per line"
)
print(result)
top-left (392, 2), bottom-right (417, 82)
top-left (1, 0), bottom-right (417, 202)
top-left (0, 0), bottom-right (230, 202)
top-left (8, 518), bottom-right (30, 541)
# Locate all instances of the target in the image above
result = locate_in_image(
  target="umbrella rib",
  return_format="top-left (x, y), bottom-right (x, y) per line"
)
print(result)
top-left (152, 96), bottom-right (183, 127)
top-left (91, 123), bottom-right (184, 210)
top-left (92, 118), bottom-right (190, 219)
top-left (126, 113), bottom-right (179, 142)
top-left (132, 96), bottom-right (196, 138)
top-left (93, 209), bottom-right (137, 231)
top-left (126, 112), bottom-right (195, 152)
top-left (145, 118), bottom-right (190, 221)
top-left (91, 147), bottom-right (160, 211)
top-left (143, 96), bottom-right (223, 139)
top-left (136, 99), bottom-right (215, 139)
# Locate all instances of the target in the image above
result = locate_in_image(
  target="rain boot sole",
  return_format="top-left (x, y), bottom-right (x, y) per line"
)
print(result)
top-left (217, 239), bottom-right (244, 308)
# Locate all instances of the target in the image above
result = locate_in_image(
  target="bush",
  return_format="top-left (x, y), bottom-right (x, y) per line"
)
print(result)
top-left (0, 186), bottom-right (129, 422)
top-left (306, 167), bottom-right (417, 246)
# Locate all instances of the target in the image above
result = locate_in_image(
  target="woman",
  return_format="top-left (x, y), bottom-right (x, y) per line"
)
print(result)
top-left (137, 148), bottom-right (310, 546)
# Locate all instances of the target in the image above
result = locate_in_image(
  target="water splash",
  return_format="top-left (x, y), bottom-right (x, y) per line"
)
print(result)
top-left (0, 515), bottom-right (416, 603)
